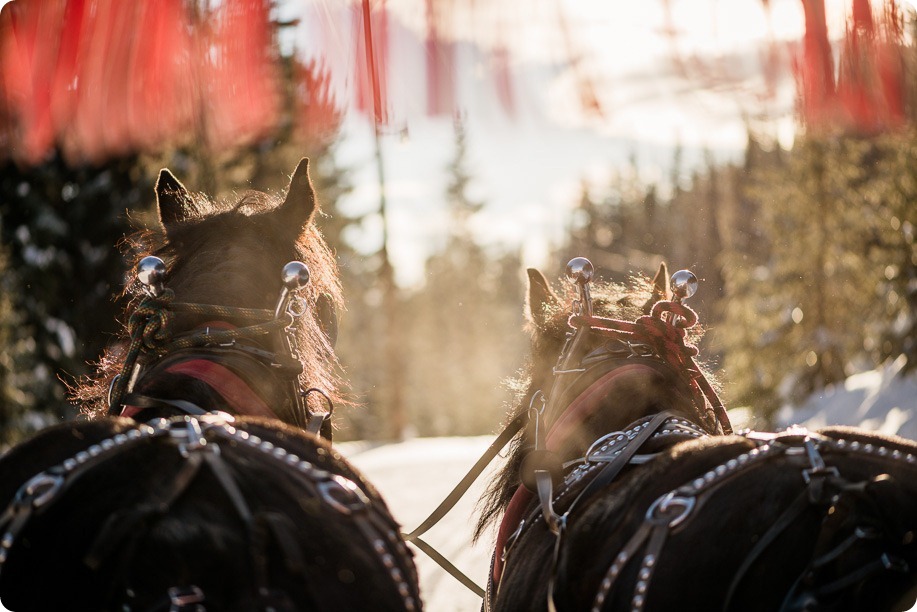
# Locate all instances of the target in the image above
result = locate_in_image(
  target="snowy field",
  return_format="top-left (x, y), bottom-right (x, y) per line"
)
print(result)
top-left (776, 355), bottom-right (917, 439)
top-left (336, 436), bottom-right (499, 612)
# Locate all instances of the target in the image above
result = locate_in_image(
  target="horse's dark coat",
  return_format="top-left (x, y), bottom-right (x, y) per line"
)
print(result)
top-left (0, 416), bottom-right (415, 611)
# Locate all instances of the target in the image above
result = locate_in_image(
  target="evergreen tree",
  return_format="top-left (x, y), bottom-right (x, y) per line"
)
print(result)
top-left (0, 236), bottom-right (32, 446)
top-left (0, 154), bottom-right (148, 436)
top-left (718, 134), bottom-right (908, 421)
top-left (861, 133), bottom-right (917, 369)
top-left (402, 118), bottom-right (526, 436)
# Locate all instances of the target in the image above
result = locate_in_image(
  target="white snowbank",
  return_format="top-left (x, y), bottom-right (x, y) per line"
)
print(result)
top-left (777, 355), bottom-right (917, 440)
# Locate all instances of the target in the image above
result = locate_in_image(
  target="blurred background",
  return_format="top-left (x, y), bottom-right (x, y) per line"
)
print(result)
top-left (0, 0), bottom-right (914, 446)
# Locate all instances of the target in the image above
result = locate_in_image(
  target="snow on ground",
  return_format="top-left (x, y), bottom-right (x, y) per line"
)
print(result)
top-left (776, 355), bottom-right (917, 440)
top-left (336, 435), bottom-right (500, 612)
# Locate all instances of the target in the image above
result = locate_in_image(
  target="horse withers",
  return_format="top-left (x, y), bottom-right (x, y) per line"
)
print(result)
top-left (0, 160), bottom-right (421, 611)
top-left (478, 258), bottom-right (917, 611)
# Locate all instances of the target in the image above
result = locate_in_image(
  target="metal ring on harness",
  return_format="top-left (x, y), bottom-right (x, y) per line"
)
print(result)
top-left (646, 492), bottom-right (695, 528)
top-left (302, 388), bottom-right (334, 438)
top-left (20, 473), bottom-right (65, 509)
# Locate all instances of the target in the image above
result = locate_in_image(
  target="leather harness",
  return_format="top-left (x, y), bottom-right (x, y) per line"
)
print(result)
top-left (0, 414), bottom-right (421, 611)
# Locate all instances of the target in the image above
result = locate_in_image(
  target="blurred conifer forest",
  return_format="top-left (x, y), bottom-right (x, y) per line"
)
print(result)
top-left (0, 0), bottom-right (914, 445)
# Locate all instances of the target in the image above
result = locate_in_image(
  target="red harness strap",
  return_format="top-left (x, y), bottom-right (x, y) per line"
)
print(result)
top-left (491, 364), bottom-right (659, 584)
top-left (120, 359), bottom-right (275, 419)
top-left (121, 320), bottom-right (277, 420)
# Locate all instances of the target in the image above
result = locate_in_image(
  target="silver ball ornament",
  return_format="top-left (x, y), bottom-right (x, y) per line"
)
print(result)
top-left (671, 269), bottom-right (698, 301)
top-left (137, 256), bottom-right (166, 290)
top-left (281, 261), bottom-right (310, 290)
top-left (565, 257), bottom-right (594, 286)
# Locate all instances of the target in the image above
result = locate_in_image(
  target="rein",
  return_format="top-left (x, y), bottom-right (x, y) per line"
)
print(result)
top-left (402, 262), bottom-right (730, 601)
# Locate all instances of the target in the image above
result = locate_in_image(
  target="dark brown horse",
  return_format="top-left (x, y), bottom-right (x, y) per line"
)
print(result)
top-left (478, 258), bottom-right (917, 611)
top-left (0, 160), bottom-right (421, 611)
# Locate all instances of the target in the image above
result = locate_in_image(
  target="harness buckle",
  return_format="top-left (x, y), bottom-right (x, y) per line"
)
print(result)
top-left (800, 437), bottom-right (839, 484)
top-left (317, 475), bottom-right (369, 515)
top-left (168, 417), bottom-right (208, 457)
top-left (626, 342), bottom-right (655, 359)
top-left (168, 585), bottom-right (205, 611)
top-left (646, 492), bottom-right (695, 528)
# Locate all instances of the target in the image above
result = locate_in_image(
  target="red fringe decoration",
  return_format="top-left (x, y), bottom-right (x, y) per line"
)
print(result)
top-left (0, 0), bottom-right (280, 165)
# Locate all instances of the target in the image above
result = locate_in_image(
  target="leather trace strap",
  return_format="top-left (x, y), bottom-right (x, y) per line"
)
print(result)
top-left (400, 410), bottom-right (531, 598)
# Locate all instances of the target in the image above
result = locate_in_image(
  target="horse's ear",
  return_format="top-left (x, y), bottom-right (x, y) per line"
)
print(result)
top-left (316, 293), bottom-right (338, 348)
top-left (527, 268), bottom-right (560, 328)
top-left (643, 262), bottom-right (670, 313)
top-left (278, 158), bottom-right (317, 232)
top-left (156, 169), bottom-right (192, 231)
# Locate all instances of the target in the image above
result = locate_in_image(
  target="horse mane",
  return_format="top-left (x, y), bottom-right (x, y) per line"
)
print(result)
top-left (69, 187), bottom-right (346, 421)
top-left (474, 271), bottom-right (711, 540)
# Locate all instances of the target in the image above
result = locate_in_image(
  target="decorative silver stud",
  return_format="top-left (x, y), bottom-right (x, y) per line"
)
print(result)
top-left (566, 257), bottom-right (594, 285)
top-left (137, 256), bottom-right (167, 297)
top-left (275, 261), bottom-right (311, 319)
top-left (566, 257), bottom-right (595, 316)
top-left (670, 269), bottom-right (698, 302)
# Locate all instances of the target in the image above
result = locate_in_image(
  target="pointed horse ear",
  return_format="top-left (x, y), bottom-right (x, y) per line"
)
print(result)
top-left (527, 268), bottom-right (560, 329)
top-left (156, 169), bottom-right (192, 232)
top-left (643, 262), bottom-right (670, 314)
top-left (277, 158), bottom-right (317, 233)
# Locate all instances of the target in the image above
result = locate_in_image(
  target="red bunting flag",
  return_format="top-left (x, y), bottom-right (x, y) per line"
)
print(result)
top-left (354, 0), bottom-right (389, 126)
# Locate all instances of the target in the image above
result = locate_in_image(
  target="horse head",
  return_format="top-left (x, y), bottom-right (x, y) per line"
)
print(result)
top-left (75, 159), bottom-right (343, 433)
top-left (521, 259), bottom-right (726, 465)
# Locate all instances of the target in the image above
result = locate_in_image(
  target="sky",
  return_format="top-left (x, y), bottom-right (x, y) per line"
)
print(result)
top-left (286, 0), bottom-right (871, 287)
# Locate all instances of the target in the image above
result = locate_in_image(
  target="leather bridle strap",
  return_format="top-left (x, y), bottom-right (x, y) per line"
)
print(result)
top-left (722, 487), bottom-right (815, 610)
top-left (540, 411), bottom-right (675, 612)
top-left (400, 410), bottom-right (531, 598)
top-left (559, 411), bottom-right (676, 522)
top-left (121, 394), bottom-right (209, 418)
